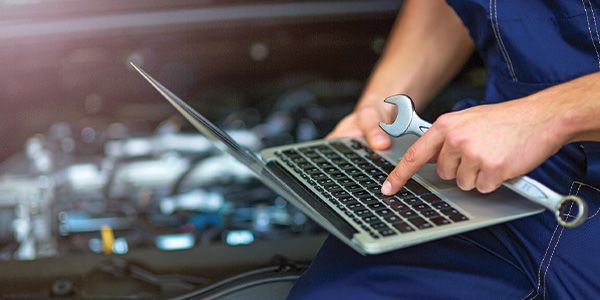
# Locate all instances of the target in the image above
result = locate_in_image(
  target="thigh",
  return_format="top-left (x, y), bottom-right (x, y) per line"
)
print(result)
top-left (289, 230), bottom-right (532, 300)
top-left (521, 182), bottom-right (600, 299)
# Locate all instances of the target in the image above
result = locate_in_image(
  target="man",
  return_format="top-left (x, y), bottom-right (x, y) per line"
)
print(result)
top-left (289, 1), bottom-right (600, 299)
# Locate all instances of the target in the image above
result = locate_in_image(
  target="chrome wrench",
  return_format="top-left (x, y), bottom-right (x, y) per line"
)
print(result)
top-left (379, 94), bottom-right (588, 228)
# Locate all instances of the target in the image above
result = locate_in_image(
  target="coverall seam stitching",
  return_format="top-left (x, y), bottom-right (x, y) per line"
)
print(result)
top-left (528, 181), bottom-right (576, 299)
top-left (489, 0), bottom-right (519, 81)
top-left (572, 180), bottom-right (600, 219)
top-left (541, 183), bottom-right (580, 298)
top-left (586, 0), bottom-right (600, 66)
top-left (581, 0), bottom-right (600, 70)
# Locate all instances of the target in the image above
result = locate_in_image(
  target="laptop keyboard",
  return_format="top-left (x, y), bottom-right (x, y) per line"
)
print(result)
top-left (275, 139), bottom-right (469, 239)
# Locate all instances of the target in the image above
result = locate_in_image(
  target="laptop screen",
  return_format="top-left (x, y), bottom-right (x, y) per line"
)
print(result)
top-left (131, 63), bottom-right (360, 245)
top-left (130, 63), bottom-right (267, 175)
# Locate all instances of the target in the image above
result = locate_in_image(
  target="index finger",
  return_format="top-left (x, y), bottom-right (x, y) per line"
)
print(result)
top-left (381, 129), bottom-right (444, 195)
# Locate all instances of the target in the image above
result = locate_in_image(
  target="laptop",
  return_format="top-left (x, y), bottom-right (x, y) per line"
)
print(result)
top-left (130, 63), bottom-right (543, 255)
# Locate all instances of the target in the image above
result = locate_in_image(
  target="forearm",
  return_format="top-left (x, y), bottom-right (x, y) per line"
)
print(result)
top-left (358, 0), bottom-right (474, 111)
top-left (530, 72), bottom-right (600, 144)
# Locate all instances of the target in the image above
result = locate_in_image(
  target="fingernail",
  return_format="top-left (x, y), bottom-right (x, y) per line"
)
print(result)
top-left (372, 135), bottom-right (387, 147)
top-left (381, 180), bottom-right (392, 195)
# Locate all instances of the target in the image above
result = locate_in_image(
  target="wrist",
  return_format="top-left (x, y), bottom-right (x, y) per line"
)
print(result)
top-left (525, 92), bottom-right (579, 146)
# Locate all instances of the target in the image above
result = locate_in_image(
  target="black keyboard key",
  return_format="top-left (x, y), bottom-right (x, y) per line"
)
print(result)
top-left (367, 202), bottom-right (385, 210)
top-left (346, 168), bottom-right (362, 176)
top-left (421, 193), bottom-right (443, 204)
top-left (324, 152), bottom-right (341, 159)
top-left (413, 203), bottom-right (431, 211)
top-left (365, 168), bottom-right (383, 176)
top-left (370, 190), bottom-right (384, 198)
top-left (393, 222), bottom-right (415, 233)
top-left (352, 190), bottom-right (371, 198)
top-left (361, 214), bottom-right (380, 224)
top-left (354, 209), bottom-right (371, 216)
top-left (364, 152), bottom-right (382, 161)
top-left (350, 157), bottom-right (367, 164)
top-left (408, 216), bottom-right (433, 229)
top-left (433, 202), bottom-right (451, 210)
top-left (374, 159), bottom-right (395, 173)
top-left (421, 210), bottom-right (441, 218)
top-left (330, 173), bottom-right (347, 180)
top-left (431, 217), bottom-right (451, 226)
top-left (318, 147), bottom-right (334, 154)
top-left (310, 173), bottom-right (328, 180)
top-left (304, 168), bottom-right (321, 175)
top-left (397, 188), bottom-right (416, 199)
top-left (339, 163), bottom-right (355, 170)
top-left (449, 215), bottom-right (468, 222)
top-left (350, 141), bottom-right (363, 149)
top-left (318, 178), bottom-right (334, 185)
top-left (339, 178), bottom-right (357, 186)
top-left (296, 162), bottom-right (312, 170)
top-left (384, 214), bottom-right (403, 224)
top-left (324, 167), bottom-right (342, 175)
top-left (441, 209), bottom-right (468, 222)
top-left (331, 191), bottom-right (350, 198)
top-left (331, 158), bottom-right (347, 165)
top-left (305, 152), bottom-right (321, 159)
top-left (338, 196), bottom-right (356, 204)
top-left (282, 149), bottom-right (301, 157)
top-left (358, 196), bottom-right (379, 205)
top-left (367, 186), bottom-right (383, 194)
top-left (354, 174), bottom-right (370, 181)
top-left (330, 142), bottom-right (354, 154)
top-left (323, 183), bottom-right (343, 193)
top-left (370, 222), bottom-right (387, 230)
top-left (361, 180), bottom-right (380, 188)
top-left (345, 153), bottom-right (360, 159)
top-left (373, 173), bottom-right (387, 183)
top-left (292, 156), bottom-right (308, 163)
top-left (405, 179), bottom-right (431, 195)
top-left (311, 157), bottom-right (327, 164)
top-left (347, 202), bottom-right (364, 210)
top-left (318, 163), bottom-right (334, 169)
top-left (346, 184), bottom-right (363, 192)
top-left (391, 202), bottom-right (410, 212)
top-left (404, 197), bottom-right (422, 205)
top-left (382, 196), bottom-right (399, 205)
top-left (375, 209), bottom-right (392, 217)
top-left (378, 228), bottom-right (396, 237)
top-left (399, 209), bottom-right (417, 218)
top-left (356, 162), bottom-right (373, 169)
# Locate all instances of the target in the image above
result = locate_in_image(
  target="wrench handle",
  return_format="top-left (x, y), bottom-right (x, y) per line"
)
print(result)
top-left (407, 112), bottom-right (431, 135)
top-left (504, 176), bottom-right (588, 228)
top-left (407, 114), bottom-right (588, 227)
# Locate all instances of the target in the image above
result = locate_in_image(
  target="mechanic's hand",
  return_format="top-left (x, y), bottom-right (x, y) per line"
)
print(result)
top-left (326, 103), bottom-right (395, 150)
top-left (381, 98), bottom-right (567, 195)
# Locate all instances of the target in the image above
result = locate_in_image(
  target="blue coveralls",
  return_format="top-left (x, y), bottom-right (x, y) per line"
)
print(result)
top-left (289, 1), bottom-right (600, 299)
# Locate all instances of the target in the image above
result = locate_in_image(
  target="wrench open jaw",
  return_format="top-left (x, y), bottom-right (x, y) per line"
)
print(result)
top-left (378, 94), bottom-right (430, 137)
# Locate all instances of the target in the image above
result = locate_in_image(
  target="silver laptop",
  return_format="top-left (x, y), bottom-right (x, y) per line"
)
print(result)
top-left (131, 63), bottom-right (543, 255)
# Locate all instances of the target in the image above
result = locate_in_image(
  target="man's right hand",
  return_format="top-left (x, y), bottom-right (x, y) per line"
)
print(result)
top-left (326, 0), bottom-right (474, 151)
top-left (326, 103), bottom-right (394, 151)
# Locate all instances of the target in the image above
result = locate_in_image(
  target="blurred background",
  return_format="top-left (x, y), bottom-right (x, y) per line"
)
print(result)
top-left (0, 0), bottom-right (485, 298)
